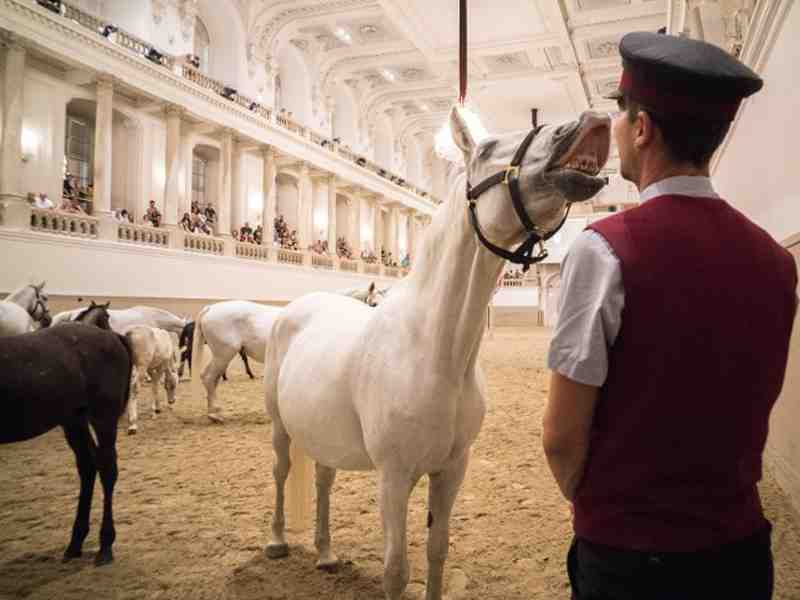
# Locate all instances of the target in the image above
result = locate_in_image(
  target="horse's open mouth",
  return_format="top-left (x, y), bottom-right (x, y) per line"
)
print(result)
top-left (549, 113), bottom-right (611, 180)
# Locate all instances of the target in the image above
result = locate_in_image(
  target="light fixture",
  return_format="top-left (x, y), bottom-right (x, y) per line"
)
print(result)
top-left (420, 103), bottom-right (430, 111)
top-left (21, 128), bottom-right (39, 163)
top-left (381, 69), bottom-right (396, 82)
top-left (334, 27), bottom-right (352, 44)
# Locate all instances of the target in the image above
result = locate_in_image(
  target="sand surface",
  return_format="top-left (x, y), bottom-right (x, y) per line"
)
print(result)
top-left (1, 327), bottom-right (799, 599)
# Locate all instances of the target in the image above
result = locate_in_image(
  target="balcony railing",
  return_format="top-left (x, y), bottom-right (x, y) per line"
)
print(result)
top-left (118, 223), bottom-right (169, 247)
top-left (28, 0), bottom-right (440, 205)
top-left (184, 232), bottom-right (225, 255)
top-left (276, 248), bottom-right (305, 266)
top-left (30, 208), bottom-right (98, 238)
top-left (236, 241), bottom-right (271, 261)
top-left (311, 254), bottom-right (335, 270)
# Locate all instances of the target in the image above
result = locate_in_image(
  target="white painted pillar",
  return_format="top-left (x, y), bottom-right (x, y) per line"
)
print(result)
top-left (349, 191), bottom-right (362, 256)
top-left (0, 34), bottom-right (27, 228)
top-left (387, 205), bottom-right (399, 261)
top-left (231, 139), bottom-right (244, 232)
top-left (373, 200), bottom-right (384, 255)
top-left (406, 209), bottom-right (416, 260)
top-left (327, 174), bottom-right (337, 252)
top-left (218, 128), bottom-right (233, 236)
top-left (261, 145), bottom-right (277, 243)
top-left (163, 104), bottom-right (184, 226)
top-left (298, 161), bottom-right (312, 247)
top-left (93, 75), bottom-right (114, 217)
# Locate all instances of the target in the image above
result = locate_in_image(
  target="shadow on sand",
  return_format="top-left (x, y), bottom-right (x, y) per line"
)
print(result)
top-left (0, 547), bottom-right (92, 597)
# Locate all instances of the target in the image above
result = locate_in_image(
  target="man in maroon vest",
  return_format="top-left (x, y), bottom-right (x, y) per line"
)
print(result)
top-left (542, 31), bottom-right (797, 599)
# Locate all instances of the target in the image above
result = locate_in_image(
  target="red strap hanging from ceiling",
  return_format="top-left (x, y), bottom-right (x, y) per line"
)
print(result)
top-left (459, 0), bottom-right (467, 105)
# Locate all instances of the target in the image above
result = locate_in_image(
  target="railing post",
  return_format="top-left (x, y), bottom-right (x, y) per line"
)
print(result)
top-left (223, 237), bottom-right (235, 257)
top-left (97, 215), bottom-right (118, 241)
top-left (302, 251), bottom-right (312, 267)
top-left (357, 261), bottom-right (365, 274)
top-left (0, 200), bottom-right (31, 230)
top-left (169, 227), bottom-right (185, 250)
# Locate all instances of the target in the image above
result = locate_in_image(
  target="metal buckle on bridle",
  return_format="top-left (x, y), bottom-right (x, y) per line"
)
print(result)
top-left (502, 166), bottom-right (520, 185)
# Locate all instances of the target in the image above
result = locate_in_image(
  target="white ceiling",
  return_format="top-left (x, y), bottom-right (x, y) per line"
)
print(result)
top-left (246, 0), bottom-right (668, 170)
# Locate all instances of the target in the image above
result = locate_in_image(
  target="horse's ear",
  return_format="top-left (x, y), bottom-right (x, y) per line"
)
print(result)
top-left (450, 105), bottom-right (476, 158)
top-left (368, 282), bottom-right (375, 292)
top-left (103, 302), bottom-right (111, 309)
top-left (89, 300), bottom-right (97, 308)
top-left (33, 281), bottom-right (45, 292)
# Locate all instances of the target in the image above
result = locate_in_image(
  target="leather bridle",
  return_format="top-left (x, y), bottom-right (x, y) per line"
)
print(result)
top-left (466, 125), bottom-right (572, 272)
top-left (29, 287), bottom-right (51, 325)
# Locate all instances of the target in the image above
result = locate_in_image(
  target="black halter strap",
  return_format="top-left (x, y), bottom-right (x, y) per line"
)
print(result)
top-left (465, 125), bottom-right (571, 272)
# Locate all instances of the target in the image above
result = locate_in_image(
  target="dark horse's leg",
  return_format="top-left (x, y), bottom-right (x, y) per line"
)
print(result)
top-left (91, 418), bottom-right (119, 566)
top-left (240, 350), bottom-right (255, 380)
top-left (62, 418), bottom-right (97, 561)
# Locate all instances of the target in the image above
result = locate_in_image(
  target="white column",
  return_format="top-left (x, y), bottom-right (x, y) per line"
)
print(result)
top-left (93, 74), bottom-right (114, 217)
top-left (163, 104), bottom-right (184, 226)
top-left (373, 200), bottom-right (384, 256)
top-left (218, 128), bottom-right (233, 236)
top-left (0, 35), bottom-right (25, 203)
top-left (261, 145), bottom-right (277, 243)
top-left (297, 161), bottom-right (312, 248)
top-left (406, 209), bottom-right (417, 260)
top-left (231, 139), bottom-right (244, 231)
top-left (349, 191), bottom-right (362, 256)
top-left (326, 174), bottom-right (337, 252)
top-left (387, 205), bottom-right (399, 261)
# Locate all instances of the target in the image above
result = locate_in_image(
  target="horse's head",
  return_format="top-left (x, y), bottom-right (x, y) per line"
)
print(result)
top-left (364, 282), bottom-right (382, 307)
top-left (75, 301), bottom-right (112, 330)
top-left (28, 281), bottom-right (51, 328)
top-left (451, 106), bottom-right (610, 252)
top-left (165, 369), bottom-right (179, 405)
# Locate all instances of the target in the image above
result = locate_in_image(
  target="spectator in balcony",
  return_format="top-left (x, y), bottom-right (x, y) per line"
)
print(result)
top-left (240, 222), bottom-right (253, 240)
top-left (59, 196), bottom-right (83, 214)
top-left (113, 208), bottom-right (131, 223)
top-left (230, 228), bottom-right (240, 241)
top-left (204, 203), bottom-right (217, 226)
top-left (179, 212), bottom-right (194, 232)
top-left (336, 236), bottom-right (353, 260)
top-left (253, 225), bottom-right (263, 245)
top-left (401, 254), bottom-right (411, 268)
top-left (143, 200), bottom-right (162, 228)
top-left (33, 193), bottom-right (55, 210)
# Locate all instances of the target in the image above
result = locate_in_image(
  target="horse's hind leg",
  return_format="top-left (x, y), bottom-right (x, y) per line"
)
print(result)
top-left (91, 419), bottom-right (119, 566)
top-left (62, 418), bottom-right (97, 561)
top-left (314, 463), bottom-right (339, 571)
top-left (201, 353), bottom-right (235, 422)
top-left (241, 349), bottom-right (255, 380)
top-left (424, 453), bottom-right (469, 600)
top-left (266, 418), bottom-right (291, 559)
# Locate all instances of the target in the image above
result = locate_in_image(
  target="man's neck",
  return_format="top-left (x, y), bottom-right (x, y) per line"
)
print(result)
top-left (636, 161), bottom-right (710, 192)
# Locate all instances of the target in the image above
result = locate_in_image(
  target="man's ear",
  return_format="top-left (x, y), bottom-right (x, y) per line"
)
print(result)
top-left (634, 110), bottom-right (656, 149)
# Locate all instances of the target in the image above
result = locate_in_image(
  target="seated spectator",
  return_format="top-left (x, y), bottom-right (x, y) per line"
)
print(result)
top-left (179, 212), bottom-right (194, 232)
top-left (401, 254), bottom-right (411, 268)
top-left (191, 200), bottom-right (200, 214)
top-left (59, 196), bottom-right (84, 213)
top-left (336, 236), bottom-right (353, 259)
top-left (230, 228), bottom-right (240, 241)
top-left (253, 225), bottom-right (263, 245)
top-left (63, 175), bottom-right (75, 198)
top-left (143, 200), bottom-right (162, 227)
top-left (33, 193), bottom-right (55, 210)
top-left (204, 204), bottom-right (217, 225)
top-left (240, 221), bottom-right (253, 239)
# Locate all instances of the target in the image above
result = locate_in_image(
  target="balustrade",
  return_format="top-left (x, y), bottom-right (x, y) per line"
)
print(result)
top-left (311, 254), bottom-right (335, 270)
top-left (339, 258), bottom-right (359, 273)
top-left (385, 267), bottom-right (400, 278)
top-left (30, 209), bottom-right (98, 238)
top-left (364, 264), bottom-right (380, 276)
top-left (236, 241), bottom-right (270, 261)
top-left (118, 223), bottom-right (169, 247)
top-left (276, 248), bottom-right (305, 266)
top-left (184, 232), bottom-right (225, 255)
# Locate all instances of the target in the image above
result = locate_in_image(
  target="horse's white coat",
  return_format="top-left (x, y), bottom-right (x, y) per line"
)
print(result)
top-left (190, 301), bottom-right (282, 422)
top-left (125, 326), bottom-right (179, 434)
top-left (0, 283), bottom-right (47, 337)
top-left (263, 107), bottom-right (610, 600)
top-left (52, 306), bottom-right (186, 335)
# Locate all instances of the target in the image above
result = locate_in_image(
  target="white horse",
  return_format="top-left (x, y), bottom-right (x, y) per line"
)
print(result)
top-left (191, 301), bottom-right (282, 423)
top-left (0, 281), bottom-right (51, 337)
top-left (263, 106), bottom-right (611, 599)
top-left (190, 286), bottom-right (388, 423)
top-left (52, 305), bottom-right (186, 335)
top-left (125, 325), bottom-right (179, 434)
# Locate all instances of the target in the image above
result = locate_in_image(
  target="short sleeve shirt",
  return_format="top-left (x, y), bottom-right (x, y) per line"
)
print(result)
top-left (546, 176), bottom-right (722, 386)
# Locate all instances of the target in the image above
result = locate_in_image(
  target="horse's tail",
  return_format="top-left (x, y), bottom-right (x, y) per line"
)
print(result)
top-left (190, 306), bottom-right (208, 404)
top-left (118, 332), bottom-right (135, 417)
top-left (265, 316), bottom-right (313, 532)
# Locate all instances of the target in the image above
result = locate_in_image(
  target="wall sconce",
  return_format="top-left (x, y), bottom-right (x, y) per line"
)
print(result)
top-left (21, 128), bottom-right (39, 163)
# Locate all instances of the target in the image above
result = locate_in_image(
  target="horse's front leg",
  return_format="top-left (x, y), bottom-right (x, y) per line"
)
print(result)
top-left (127, 367), bottom-right (140, 434)
top-left (380, 468), bottom-right (417, 600)
top-left (425, 453), bottom-right (469, 600)
top-left (62, 419), bottom-right (97, 561)
top-left (315, 463), bottom-right (338, 571)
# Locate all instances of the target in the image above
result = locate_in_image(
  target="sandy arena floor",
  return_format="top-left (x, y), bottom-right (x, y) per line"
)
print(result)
top-left (1, 327), bottom-right (800, 599)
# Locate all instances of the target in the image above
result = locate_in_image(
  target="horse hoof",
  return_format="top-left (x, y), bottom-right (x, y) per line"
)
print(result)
top-left (154, 409), bottom-right (162, 414)
top-left (207, 413), bottom-right (224, 424)
top-left (265, 543), bottom-right (289, 559)
top-left (62, 547), bottom-right (82, 562)
top-left (127, 427), bottom-right (137, 435)
top-left (94, 549), bottom-right (113, 567)
top-left (316, 558), bottom-right (340, 573)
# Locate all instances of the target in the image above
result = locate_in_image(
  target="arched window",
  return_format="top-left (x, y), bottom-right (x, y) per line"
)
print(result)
top-left (194, 18), bottom-right (211, 74)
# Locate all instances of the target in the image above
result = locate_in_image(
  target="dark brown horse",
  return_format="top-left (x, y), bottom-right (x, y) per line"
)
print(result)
top-left (0, 302), bottom-right (133, 565)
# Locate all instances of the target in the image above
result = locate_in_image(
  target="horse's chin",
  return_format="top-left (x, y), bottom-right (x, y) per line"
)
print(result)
top-left (549, 168), bottom-right (607, 203)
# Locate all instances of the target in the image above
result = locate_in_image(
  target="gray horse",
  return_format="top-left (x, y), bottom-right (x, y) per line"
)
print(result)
top-left (0, 281), bottom-right (52, 337)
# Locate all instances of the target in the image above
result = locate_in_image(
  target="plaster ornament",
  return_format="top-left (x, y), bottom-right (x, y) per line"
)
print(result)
top-left (152, 0), bottom-right (165, 25)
